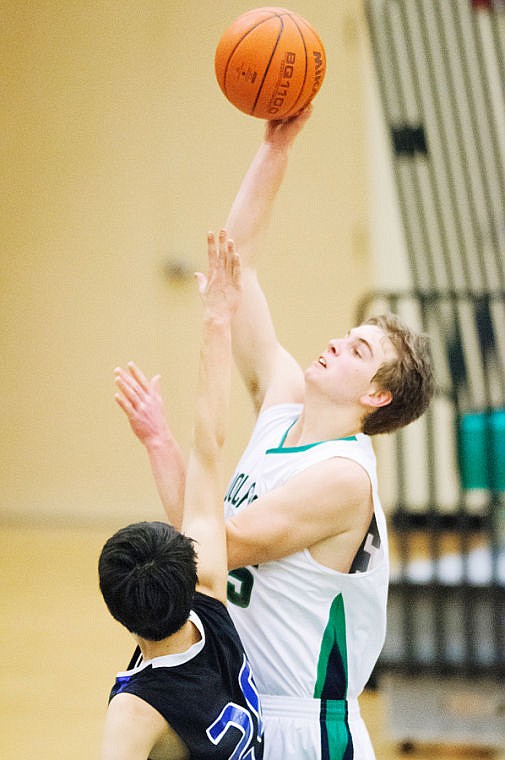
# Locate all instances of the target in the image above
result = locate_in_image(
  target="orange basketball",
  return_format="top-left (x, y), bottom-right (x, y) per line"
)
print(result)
top-left (214, 7), bottom-right (326, 120)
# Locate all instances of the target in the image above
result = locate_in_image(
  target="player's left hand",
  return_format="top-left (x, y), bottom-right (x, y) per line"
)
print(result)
top-left (114, 361), bottom-right (171, 448)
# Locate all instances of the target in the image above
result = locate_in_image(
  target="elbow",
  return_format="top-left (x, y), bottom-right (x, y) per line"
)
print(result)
top-left (225, 519), bottom-right (265, 570)
top-left (226, 530), bottom-right (241, 571)
top-left (226, 521), bottom-right (247, 570)
top-left (193, 426), bottom-right (225, 462)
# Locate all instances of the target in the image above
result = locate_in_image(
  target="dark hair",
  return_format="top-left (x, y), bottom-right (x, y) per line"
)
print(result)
top-left (362, 313), bottom-right (435, 436)
top-left (98, 521), bottom-right (197, 641)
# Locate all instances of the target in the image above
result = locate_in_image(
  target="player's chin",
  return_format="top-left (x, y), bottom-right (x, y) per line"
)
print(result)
top-left (307, 359), bottom-right (325, 373)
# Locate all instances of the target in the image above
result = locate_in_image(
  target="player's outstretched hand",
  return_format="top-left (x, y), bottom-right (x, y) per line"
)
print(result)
top-left (114, 361), bottom-right (170, 448)
top-left (195, 229), bottom-right (242, 320)
top-left (265, 103), bottom-right (313, 149)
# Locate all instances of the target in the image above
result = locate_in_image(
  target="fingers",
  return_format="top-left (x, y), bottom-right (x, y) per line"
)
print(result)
top-left (114, 374), bottom-right (144, 417)
top-left (212, 228), bottom-right (238, 269)
top-left (217, 229), bottom-right (233, 275)
top-left (113, 363), bottom-right (158, 413)
top-left (265, 103), bottom-right (312, 143)
top-left (207, 229), bottom-right (218, 270)
top-left (223, 234), bottom-right (237, 279)
top-left (114, 390), bottom-right (134, 417)
top-left (224, 238), bottom-right (241, 289)
top-left (206, 228), bottom-right (231, 271)
top-left (127, 361), bottom-right (149, 392)
top-left (200, 230), bottom-right (241, 306)
top-left (296, 102), bottom-right (313, 122)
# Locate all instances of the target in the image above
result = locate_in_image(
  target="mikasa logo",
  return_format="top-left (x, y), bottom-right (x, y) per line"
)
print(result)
top-left (311, 51), bottom-right (324, 95)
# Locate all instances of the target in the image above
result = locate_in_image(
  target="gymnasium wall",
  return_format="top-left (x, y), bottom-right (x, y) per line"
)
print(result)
top-left (2, 0), bottom-right (381, 525)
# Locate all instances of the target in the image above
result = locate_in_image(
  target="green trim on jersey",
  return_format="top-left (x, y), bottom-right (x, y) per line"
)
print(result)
top-left (314, 594), bottom-right (348, 700)
top-left (267, 437), bottom-right (357, 454)
top-left (315, 595), bottom-right (353, 759)
top-left (267, 418), bottom-right (357, 453)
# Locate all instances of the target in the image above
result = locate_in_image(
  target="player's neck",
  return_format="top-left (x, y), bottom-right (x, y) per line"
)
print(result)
top-left (137, 619), bottom-right (201, 661)
top-left (289, 405), bottom-right (362, 445)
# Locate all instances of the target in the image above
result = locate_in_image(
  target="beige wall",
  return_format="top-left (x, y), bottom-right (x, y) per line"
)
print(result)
top-left (2, 0), bottom-right (374, 525)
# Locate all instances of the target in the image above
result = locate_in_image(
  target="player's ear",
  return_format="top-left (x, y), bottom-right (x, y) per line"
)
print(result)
top-left (361, 386), bottom-right (392, 409)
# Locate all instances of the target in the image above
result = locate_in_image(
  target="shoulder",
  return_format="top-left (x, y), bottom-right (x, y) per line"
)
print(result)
top-left (237, 403), bottom-right (302, 461)
top-left (192, 592), bottom-right (240, 638)
top-left (192, 590), bottom-right (227, 617)
top-left (107, 691), bottom-right (161, 721)
top-left (299, 454), bottom-right (372, 500)
top-left (255, 402), bottom-right (302, 432)
top-left (305, 436), bottom-right (377, 493)
top-left (101, 692), bottom-right (169, 759)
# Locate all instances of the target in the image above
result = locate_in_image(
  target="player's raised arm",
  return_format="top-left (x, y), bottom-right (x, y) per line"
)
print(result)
top-left (182, 230), bottom-right (241, 603)
top-left (225, 108), bottom-right (312, 263)
top-left (113, 362), bottom-right (186, 531)
top-left (225, 108), bottom-right (312, 412)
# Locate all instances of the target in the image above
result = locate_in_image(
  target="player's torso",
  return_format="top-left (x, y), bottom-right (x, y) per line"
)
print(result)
top-left (110, 596), bottom-right (264, 759)
top-left (224, 404), bottom-right (389, 700)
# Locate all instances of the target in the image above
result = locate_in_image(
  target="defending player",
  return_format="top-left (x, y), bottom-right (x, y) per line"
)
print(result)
top-left (100, 232), bottom-right (263, 760)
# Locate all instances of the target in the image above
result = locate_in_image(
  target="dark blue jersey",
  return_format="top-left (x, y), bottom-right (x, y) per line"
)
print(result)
top-left (109, 592), bottom-right (263, 759)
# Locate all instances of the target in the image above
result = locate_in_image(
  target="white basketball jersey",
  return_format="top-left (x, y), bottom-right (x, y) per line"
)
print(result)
top-left (224, 403), bottom-right (389, 702)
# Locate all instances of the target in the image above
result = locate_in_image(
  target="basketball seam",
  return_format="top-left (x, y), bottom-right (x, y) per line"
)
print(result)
top-left (219, 10), bottom-right (324, 119)
top-left (252, 17), bottom-right (285, 116)
top-left (222, 12), bottom-right (280, 104)
top-left (285, 15), bottom-right (309, 118)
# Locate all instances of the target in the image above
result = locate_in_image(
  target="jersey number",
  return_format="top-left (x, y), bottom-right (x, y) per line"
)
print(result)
top-left (206, 656), bottom-right (262, 759)
top-left (227, 568), bottom-right (254, 608)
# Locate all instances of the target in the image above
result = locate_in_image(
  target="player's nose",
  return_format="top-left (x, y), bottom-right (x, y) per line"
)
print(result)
top-left (327, 338), bottom-right (343, 355)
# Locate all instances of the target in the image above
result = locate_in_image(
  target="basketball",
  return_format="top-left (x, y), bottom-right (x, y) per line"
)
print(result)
top-left (214, 7), bottom-right (326, 120)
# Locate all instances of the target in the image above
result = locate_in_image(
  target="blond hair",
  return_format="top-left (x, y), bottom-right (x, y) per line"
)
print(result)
top-left (362, 313), bottom-right (434, 436)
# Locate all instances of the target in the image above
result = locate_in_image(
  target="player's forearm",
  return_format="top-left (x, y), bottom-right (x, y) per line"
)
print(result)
top-left (225, 109), bottom-right (311, 265)
top-left (192, 313), bottom-right (232, 461)
top-left (225, 140), bottom-right (289, 266)
top-left (182, 313), bottom-right (233, 544)
top-left (146, 437), bottom-right (185, 531)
